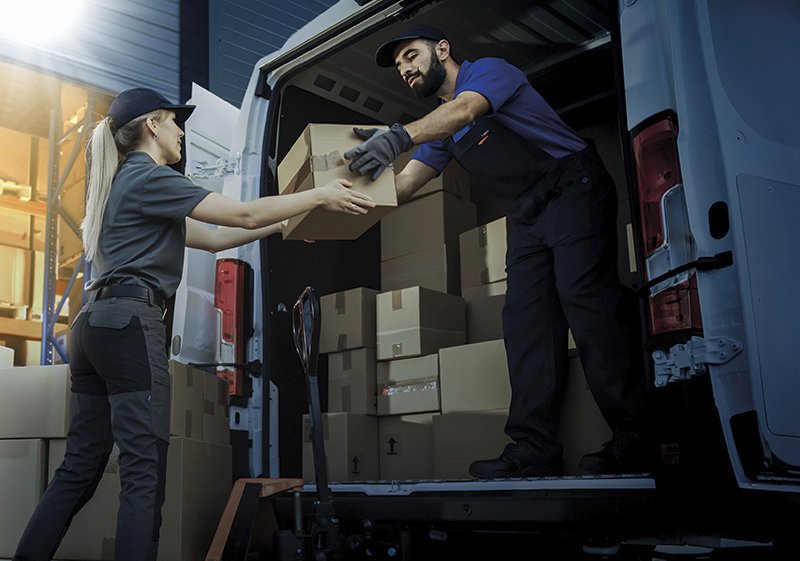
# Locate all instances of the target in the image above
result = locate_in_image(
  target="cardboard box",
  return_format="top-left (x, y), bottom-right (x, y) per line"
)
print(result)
top-left (278, 124), bottom-right (397, 240)
top-left (45, 438), bottom-right (232, 561)
top-left (557, 358), bottom-right (612, 473)
top-left (170, 360), bottom-right (205, 440)
top-left (302, 412), bottom-right (378, 482)
top-left (203, 372), bottom-right (230, 445)
top-left (376, 287), bottom-right (466, 361)
top-left (0, 345), bottom-right (13, 367)
top-left (48, 439), bottom-right (120, 561)
top-left (378, 413), bottom-right (437, 480)
top-left (380, 244), bottom-right (460, 295)
top-left (381, 191), bottom-right (477, 262)
top-left (376, 354), bottom-right (440, 416)
top-left (459, 216), bottom-right (507, 291)
top-left (159, 437), bottom-right (233, 561)
top-left (438, 339), bottom-right (511, 414)
top-left (463, 280), bottom-right (506, 343)
top-left (319, 287), bottom-right (378, 353)
top-left (0, 246), bottom-right (32, 307)
top-left (0, 364), bottom-right (71, 438)
top-left (392, 152), bottom-right (471, 201)
top-left (432, 410), bottom-right (511, 479)
top-left (328, 348), bottom-right (377, 416)
top-left (0, 439), bottom-right (46, 558)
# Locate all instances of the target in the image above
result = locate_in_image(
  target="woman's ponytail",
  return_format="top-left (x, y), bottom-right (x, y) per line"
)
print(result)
top-left (82, 117), bottom-right (119, 262)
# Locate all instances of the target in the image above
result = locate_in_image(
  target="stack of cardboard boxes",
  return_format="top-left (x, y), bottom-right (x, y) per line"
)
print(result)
top-left (0, 354), bottom-right (233, 561)
top-left (283, 125), bottom-right (609, 481)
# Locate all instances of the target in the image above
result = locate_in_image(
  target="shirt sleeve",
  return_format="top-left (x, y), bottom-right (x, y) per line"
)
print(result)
top-left (457, 58), bottom-right (528, 114)
top-left (410, 140), bottom-right (453, 175)
top-left (141, 166), bottom-right (213, 221)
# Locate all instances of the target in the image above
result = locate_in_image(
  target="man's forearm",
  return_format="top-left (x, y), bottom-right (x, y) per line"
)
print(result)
top-left (404, 93), bottom-right (489, 144)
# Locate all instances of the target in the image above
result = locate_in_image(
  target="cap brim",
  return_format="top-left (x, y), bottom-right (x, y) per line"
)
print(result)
top-left (375, 35), bottom-right (420, 67)
top-left (164, 104), bottom-right (196, 126)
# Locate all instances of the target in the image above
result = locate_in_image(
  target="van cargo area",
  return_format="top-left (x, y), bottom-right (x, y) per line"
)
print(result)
top-left (225, 0), bottom-right (798, 554)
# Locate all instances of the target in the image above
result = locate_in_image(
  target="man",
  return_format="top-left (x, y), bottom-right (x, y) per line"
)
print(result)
top-left (345, 25), bottom-right (645, 478)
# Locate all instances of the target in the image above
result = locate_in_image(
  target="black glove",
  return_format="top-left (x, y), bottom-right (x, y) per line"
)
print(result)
top-left (344, 123), bottom-right (413, 181)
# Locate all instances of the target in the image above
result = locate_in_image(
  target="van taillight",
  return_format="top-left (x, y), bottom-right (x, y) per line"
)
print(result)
top-left (631, 114), bottom-right (702, 336)
top-left (214, 258), bottom-right (245, 396)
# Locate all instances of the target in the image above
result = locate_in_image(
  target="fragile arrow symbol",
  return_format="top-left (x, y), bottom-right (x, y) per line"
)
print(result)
top-left (352, 456), bottom-right (360, 473)
top-left (387, 437), bottom-right (398, 455)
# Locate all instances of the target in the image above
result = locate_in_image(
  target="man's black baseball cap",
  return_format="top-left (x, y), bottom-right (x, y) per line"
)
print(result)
top-left (375, 24), bottom-right (448, 68)
top-left (108, 87), bottom-right (195, 132)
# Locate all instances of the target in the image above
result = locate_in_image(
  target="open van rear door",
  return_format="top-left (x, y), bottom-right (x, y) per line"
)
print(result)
top-left (171, 84), bottom-right (240, 366)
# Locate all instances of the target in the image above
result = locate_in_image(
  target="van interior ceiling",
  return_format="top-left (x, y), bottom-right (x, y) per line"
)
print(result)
top-left (276, 0), bottom-right (626, 236)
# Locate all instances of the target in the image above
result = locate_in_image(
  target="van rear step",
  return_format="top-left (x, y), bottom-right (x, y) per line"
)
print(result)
top-left (275, 474), bottom-right (655, 525)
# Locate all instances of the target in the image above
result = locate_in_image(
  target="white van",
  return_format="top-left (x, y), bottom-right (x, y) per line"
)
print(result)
top-left (174, 0), bottom-right (799, 555)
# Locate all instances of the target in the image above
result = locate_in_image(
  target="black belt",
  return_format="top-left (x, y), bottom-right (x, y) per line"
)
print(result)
top-left (96, 285), bottom-right (166, 310)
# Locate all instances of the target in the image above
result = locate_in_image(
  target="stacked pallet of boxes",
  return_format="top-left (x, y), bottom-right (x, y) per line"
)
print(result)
top-left (0, 356), bottom-right (233, 561)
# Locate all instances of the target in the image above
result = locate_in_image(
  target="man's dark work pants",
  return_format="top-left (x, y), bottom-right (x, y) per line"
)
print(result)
top-left (13, 297), bottom-right (171, 561)
top-left (503, 154), bottom-right (642, 464)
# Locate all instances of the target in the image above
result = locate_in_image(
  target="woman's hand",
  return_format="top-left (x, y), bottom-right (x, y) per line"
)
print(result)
top-left (316, 179), bottom-right (376, 215)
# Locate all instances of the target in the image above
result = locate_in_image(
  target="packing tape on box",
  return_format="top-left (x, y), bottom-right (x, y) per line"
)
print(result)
top-left (343, 350), bottom-right (352, 370)
top-left (335, 292), bottom-right (346, 314)
top-left (337, 333), bottom-right (348, 350)
top-left (380, 376), bottom-right (438, 396)
top-left (478, 226), bottom-right (488, 248)
top-left (311, 151), bottom-right (346, 171)
top-left (185, 410), bottom-right (193, 438)
top-left (218, 379), bottom-right (228, 406)
top-left (340, 385), bottom-right (351, 411)
top-left (391, 290), bottom-right (403, 310)
top-left (204, 399), bottom-right (214, 415)
top-left (480, 268), bottom-right (490, 284)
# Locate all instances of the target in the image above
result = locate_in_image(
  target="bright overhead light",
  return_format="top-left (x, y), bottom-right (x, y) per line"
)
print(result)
top-left (0, 0), bottom-right (84, 44)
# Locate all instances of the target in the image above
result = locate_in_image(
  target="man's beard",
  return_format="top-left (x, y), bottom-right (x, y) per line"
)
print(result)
top-left (411, 54), bottom-right (446, 98)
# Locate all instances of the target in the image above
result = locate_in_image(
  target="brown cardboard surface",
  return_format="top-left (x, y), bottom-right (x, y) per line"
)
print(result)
top-left (376, 354), bottom-right (440, 416)
top-left (0, 439), bottom-right (46, 558)
top-left (278, 124), bottom-right (397, 240)
top-left (302, 412), bottom-right (379, 482)
top-left (376, 287), bottom-right (466, 361)
top-left (327, 348), bottom-right (377, 415)
top-left (0, 364), bottom-right (71, 438)
top-left (158, 437), bottom-right (233, 561)
top-left (432, 410), bottom-right (511, 479)
top-left (170, 361), bottom-right (205, 440)
top-left (319, 287), bottom-right (378, 353)
top-left (378, 413), bottom-right (437, 480)
top-left (380, 243), bottom-right (460, 295)
top-left (459, 216), bottom-right (507, 291)
top-left (438, 339), bottom-right (511, 414)
top-left (202, 372), bottom-right (230, 445)
top-left (381, 191), bottom-right (477, 261)
top-left (463, 281), bottom-right (507, 344)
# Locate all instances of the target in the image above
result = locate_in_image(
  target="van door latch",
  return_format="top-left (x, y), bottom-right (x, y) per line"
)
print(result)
top-left (188, 153), bottom-right (241, 178)
top-left (653, 335), bottom-right (742, 387)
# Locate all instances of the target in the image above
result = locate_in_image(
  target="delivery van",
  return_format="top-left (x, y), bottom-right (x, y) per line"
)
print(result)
top-left (172, 0), bottom-right (799, 555)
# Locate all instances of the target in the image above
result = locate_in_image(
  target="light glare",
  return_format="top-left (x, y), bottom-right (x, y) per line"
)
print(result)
top-left (0, 0), bottom-right (84, 44)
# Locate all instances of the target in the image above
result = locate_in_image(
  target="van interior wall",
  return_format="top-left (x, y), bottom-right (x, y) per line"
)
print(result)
top-left (266, 34), bottom-right (638, 478)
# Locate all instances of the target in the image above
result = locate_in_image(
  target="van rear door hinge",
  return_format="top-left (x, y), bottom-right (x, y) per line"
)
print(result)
top-left (188, 153), bottom-right (241, 178)
top-left (653, 335), bottom-right (742, 387)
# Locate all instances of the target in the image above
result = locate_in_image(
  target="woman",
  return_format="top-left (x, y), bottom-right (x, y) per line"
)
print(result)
top-left (12, 87), bottom-right (374, 561)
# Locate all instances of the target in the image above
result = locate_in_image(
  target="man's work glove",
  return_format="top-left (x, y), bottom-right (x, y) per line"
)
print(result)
top-left (344, 123), bottom-right (413, 181)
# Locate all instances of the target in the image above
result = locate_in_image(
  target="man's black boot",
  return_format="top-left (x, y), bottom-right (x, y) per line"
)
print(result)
top-left (469, 443), bottom-right (563, 479)
top-left (579, 430), bottom-right (645, 474)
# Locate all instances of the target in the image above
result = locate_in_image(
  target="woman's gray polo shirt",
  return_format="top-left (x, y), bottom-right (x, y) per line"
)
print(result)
top-left (87, 151), bottom-right (212, 300)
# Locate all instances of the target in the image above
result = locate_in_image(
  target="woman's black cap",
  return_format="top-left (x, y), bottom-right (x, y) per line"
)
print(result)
top-left (375, 24), bottom-right (448, 68)
top-left (107, 87), bottom-right (195, 132)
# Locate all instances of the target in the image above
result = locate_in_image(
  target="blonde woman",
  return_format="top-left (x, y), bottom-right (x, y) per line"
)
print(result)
top-left (13, 87), bottom-right (374, 561)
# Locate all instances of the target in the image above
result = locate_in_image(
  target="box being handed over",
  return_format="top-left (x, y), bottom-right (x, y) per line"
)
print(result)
top-left (278, 124), bottom-right (398, 240)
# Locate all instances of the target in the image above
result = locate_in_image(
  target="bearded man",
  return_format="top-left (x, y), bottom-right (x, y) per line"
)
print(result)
top-left (344, 25), bottom-right (646, 479)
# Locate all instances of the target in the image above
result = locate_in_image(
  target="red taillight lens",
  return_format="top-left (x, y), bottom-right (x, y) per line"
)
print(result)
top-left (632, 117), bottom-right (683, 255)
top-left (215, 258), bottom-right (245, 396)
top-left (631, 114), bottom-right (702, 336)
